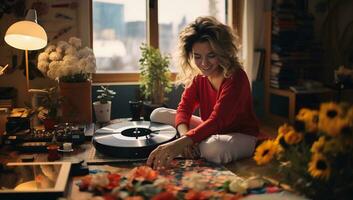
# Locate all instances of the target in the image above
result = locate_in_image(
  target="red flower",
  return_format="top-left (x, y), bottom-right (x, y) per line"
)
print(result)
top-left (79, 175), bottom-right (92, 190)
top-left (220, 193), bottom-right (243, 200)
top-left (185, 190), bottom-right (214, 200)
top-left (152, 191), bottom-right (176, 200)
top-left (106, 173), bottom-right (121, 190)
top-left (128, 166), bottom-right (158, 182)
top-left (164, 183), bottom-right (182, 195)
top-left (125, 196), bottom-right (144, 200)
top-left (103, 194), bottom-right (116, 200)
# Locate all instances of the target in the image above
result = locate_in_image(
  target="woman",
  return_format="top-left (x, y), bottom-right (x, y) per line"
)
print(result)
top-left (147, 16), bottom-right (260, 169)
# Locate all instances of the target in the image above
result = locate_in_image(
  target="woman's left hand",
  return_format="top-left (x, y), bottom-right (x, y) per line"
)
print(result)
top-left (146, 136), bottom-right (193, 169)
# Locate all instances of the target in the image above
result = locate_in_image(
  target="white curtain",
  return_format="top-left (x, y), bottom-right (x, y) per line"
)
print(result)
top-left (241, 0), bottom-right (265, 82)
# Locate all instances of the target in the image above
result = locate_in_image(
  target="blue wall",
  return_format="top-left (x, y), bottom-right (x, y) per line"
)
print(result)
top-left (92, 84), bottom-right (184, 120)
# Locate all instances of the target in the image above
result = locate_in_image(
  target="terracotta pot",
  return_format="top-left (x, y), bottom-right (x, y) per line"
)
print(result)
top-left (59, 81), bottom-right (92, 124)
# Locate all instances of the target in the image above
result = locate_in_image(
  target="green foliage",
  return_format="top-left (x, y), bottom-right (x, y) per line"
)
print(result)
top-left (139, 43), bottom-right (172, 105)
top-left (38, 87), bottom-right (62, 119)
top-left (96, 86), bottom-right (116, 104)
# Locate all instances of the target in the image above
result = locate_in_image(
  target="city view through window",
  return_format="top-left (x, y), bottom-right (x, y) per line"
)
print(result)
top-left (93, 0), bottom-right (225, 73)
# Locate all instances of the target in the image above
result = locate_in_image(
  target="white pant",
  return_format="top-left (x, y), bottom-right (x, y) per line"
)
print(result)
top-left (150, 107), bottom-right (257, 164)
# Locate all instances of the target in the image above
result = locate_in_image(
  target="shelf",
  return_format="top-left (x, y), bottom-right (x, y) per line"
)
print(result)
top-left (262, 9), bottom-right (335, 124)
top-left (266, 88), bottom-right (296, 123)
top-left (268, 88), bottom-right (295, 97)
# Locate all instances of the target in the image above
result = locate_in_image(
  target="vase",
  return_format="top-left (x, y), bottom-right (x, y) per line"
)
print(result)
top-left (93, 101), bottom-right (111, 123)
top-left (59, 81), bottom-right (92, 124)
top-left (129, 100), bottom-right (142, 121)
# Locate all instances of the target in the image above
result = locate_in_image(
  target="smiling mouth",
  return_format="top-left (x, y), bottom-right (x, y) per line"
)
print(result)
top-left (201, 65), bottom-right (211, 71)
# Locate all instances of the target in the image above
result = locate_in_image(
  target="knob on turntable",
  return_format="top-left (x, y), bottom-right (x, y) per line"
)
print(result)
top-left (92, 121), bottom-right (177, 158)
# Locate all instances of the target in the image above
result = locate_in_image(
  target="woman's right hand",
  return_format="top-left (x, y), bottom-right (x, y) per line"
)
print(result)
top-left (177, 123), bottom-right (200, 159)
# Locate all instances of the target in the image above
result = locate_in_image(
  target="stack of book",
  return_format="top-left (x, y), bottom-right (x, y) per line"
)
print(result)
top-left (270, 0), bottom-right (322, 89)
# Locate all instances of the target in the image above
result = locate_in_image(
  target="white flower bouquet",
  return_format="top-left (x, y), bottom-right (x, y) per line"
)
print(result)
top-left (37, 37), bottom-right (96, 82)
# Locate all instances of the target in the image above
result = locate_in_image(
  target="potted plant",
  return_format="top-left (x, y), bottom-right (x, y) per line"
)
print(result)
top-left (138, 43), bottom-right (172, 120)
top-left (93, 86), bottom-right (116, 123)
top-left (36, 87), bottom-right (62, 130)
top-left (37, 37), bottom-right (96, 124)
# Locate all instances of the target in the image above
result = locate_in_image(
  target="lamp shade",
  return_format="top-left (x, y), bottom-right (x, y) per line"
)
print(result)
top-left (5, 20), bottom-right (47, 50)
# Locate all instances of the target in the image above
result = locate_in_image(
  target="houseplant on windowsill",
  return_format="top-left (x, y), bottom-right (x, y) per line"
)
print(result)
top-left (139, 43), bottom-right (172, 120)
top-left (93, 86), bottom-right (116, 123)
top-left (37, 37), bottom-right (96, 124)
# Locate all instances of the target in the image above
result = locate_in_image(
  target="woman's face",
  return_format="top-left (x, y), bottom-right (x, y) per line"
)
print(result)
top-left (191, 41), bottom-right (221, 77)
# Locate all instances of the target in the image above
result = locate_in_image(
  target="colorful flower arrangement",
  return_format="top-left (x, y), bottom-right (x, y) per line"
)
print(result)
top-left (254, 102), bottom-right (353, 199)
top-left (37, 37), bottom-right (96, 82)
top-left (78, 164), bottom-right (281, 200)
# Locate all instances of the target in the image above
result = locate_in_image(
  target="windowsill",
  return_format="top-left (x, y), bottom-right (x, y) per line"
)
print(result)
top-left (92, 72), bottom-right (177, 84)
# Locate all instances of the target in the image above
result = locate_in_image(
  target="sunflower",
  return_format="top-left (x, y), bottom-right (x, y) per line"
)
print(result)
top-left (277, 124), bottom-right (295, 142)
top-left (296, 108), bottom-right (319, 133)
top-left (319, 102), bottom-right (347, 136)
top-left (284, 130), bottom-right (303, 145)
top-left (253, 140), bottom-right (278, 165)
top-left (278, 123), bottom-right (295, 136)
top-left (319, 102), bottom-right (342, 121)
top-left (311, 136), bottom-right (325, 153)
top-left (308, 153), bottom-right (331, 180)
top-left (323, 117), bottom-right (349, 137)
top-left (276, 124), bottom-right (293, 147)
top-left (296, 108), bottom-right (312, 120)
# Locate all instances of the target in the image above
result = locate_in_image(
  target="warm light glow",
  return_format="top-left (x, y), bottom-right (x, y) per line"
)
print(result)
top-left (5, 21), bottom-right (47, 50)
top-left (4, 9), bottom-right (48, 94)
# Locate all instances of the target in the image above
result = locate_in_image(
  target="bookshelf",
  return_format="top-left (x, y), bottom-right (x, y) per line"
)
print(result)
top-left (263, 6), bottom-right (335, 124)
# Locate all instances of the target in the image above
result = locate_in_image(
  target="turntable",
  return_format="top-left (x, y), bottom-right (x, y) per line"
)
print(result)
top-left (92, 121), bottom-right (177, 159)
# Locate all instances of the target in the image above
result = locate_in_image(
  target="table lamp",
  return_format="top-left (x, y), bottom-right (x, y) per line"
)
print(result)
top-left (4, 9), bottom-right (47, 92)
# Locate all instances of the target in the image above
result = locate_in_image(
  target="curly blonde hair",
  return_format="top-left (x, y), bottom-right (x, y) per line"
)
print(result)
top-left (176, 16), bottom-right (242, 87)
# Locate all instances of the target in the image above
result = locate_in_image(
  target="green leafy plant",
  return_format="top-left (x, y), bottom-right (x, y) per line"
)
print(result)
top-left (139, 43), bottom-right (172, 105)
top-left (96, 86), bottom-right (116, 104)
top-left (37, 87), bottom-right (62, 120)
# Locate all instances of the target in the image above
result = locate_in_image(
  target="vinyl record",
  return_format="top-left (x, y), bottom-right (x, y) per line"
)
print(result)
top-left (93, 121), bottom-right (177, 158)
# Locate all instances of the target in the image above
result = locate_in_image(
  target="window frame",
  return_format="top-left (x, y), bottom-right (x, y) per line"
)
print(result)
top-left (90, 0), bottom-right (240, 83)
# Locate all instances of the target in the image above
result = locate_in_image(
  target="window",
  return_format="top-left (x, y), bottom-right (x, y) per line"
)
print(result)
top-left (91, 0), bottom-right (232, 83)
top-left (92, 0), bottom-right (146, 73)
top-left (158, 0), bottom-right (226, 72)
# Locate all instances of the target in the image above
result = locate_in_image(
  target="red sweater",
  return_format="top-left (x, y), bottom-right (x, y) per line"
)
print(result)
top-left (175, 68), bottom-right (260, 143)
